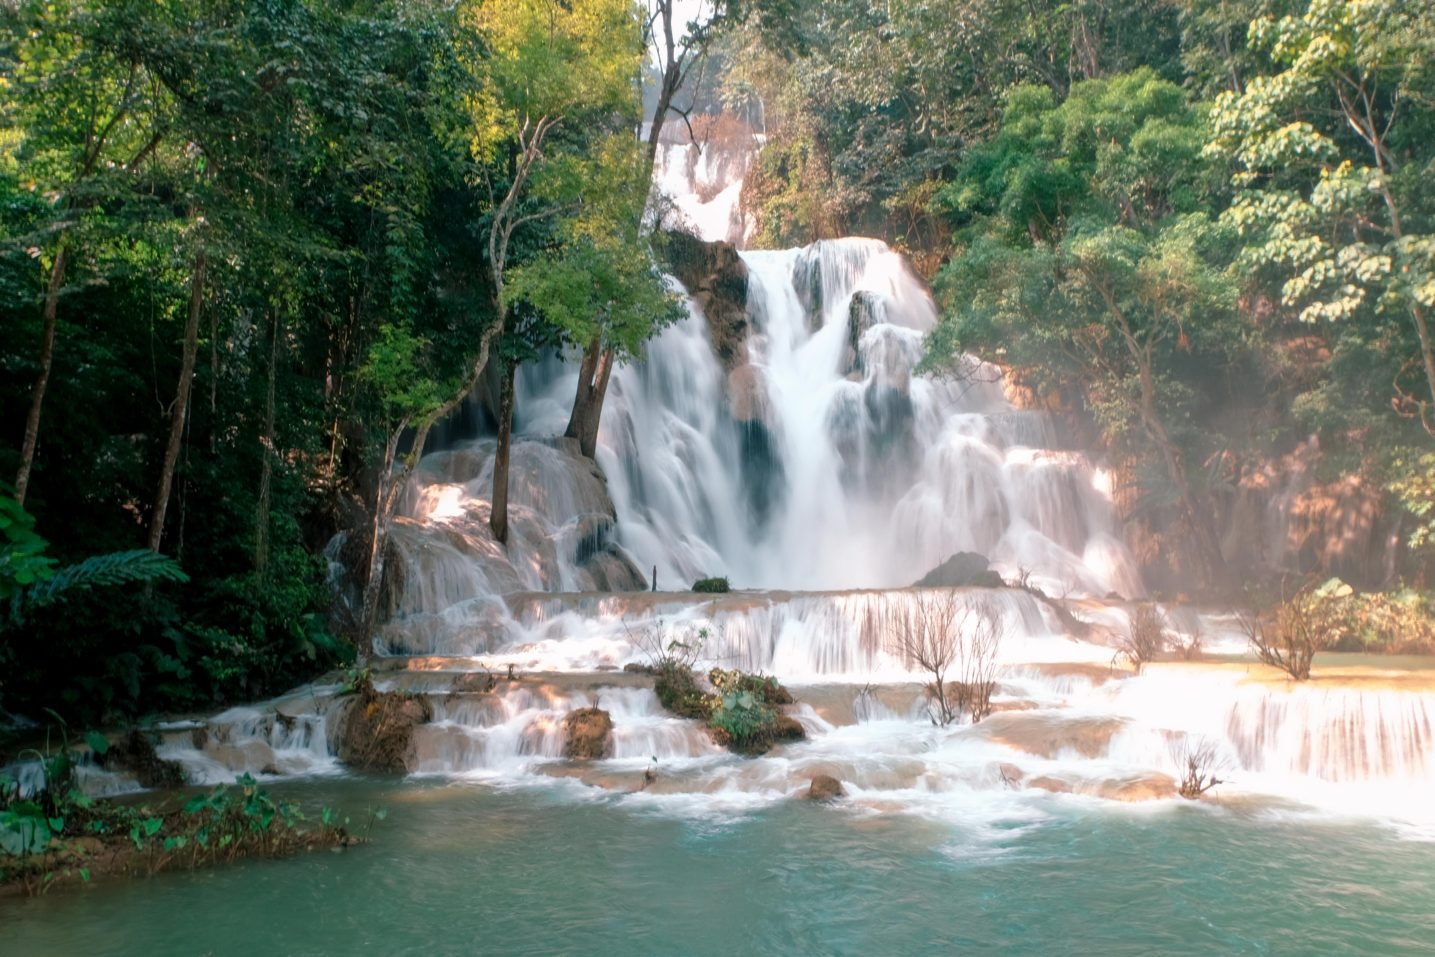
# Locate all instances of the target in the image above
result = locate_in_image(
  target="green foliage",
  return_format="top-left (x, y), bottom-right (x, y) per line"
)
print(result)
top-left (18, 550), bottom-right (187, 614)
top-left (1390, 452), bottom-right (1435, 557)
top-left (1207, 0), bottom-right (1435, 422)
top-left (0, 489), bottom-right (55, 605)
top-left (691, 576), bottom-right (731, 593)
top-left (707, 688), bottom-right (778, 747)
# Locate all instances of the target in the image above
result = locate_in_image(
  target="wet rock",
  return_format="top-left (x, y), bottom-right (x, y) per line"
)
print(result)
top-left (1097, 773), bottom-right (1178, 803)
top-left (981, 712), bottom-right (1126, 759)
top-left (451, 671), bottom-right (499, 694)
top-left (736, 416), bottom-right (785, 530)
top-left (914, 552), bottom-right (992, 588)
top-left (561, 707), bottom-right (614, 760)
top-left (204, 740), bottom-right (279, 776)
top-left (659, 230), bottom-right (750, 371)
top-left (1027, 775), bottom-right (1074, 794)
top-left (773, 713), bottom-right (807, 741)
top-left (335, 677), bottom-right (433, 773)
top-left (998, 763), bottom-right (1025, 787)
top-left (727, 365), bottom-right (769, 425)
top-left (845, 291), bottom-right (884, 375)
top-left (806, 774), bottom-right (846, 801)
top-left (104, 729), bottom-right (187, 789)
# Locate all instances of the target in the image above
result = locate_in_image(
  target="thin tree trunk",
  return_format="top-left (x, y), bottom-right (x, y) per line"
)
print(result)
top-left (15, 245), bottom-right (70, 506)
top-left (358, 318), bottom-right (506, 650)
top-left (564, 337), bottom-right (615, 460)
top-left (490, 362), bottom-right (517, 544)
top-left (148, 241), bottom-right (207, 553)
top-left (255, 310), bottom-right (279, 576)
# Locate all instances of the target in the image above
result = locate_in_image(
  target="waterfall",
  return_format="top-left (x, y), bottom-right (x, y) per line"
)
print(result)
top-left (514, 237), bottom-right (1143, 598)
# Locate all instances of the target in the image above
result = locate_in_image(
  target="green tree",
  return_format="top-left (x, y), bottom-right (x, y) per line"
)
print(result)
top-left (463, 0), bottom-right (644, 544)
top-left (929, 70), bottom-right (1241, 586)
top-left (1207, 0), bottom-right (1435, 434)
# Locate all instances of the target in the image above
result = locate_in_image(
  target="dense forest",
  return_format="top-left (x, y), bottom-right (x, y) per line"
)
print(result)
top-left (4, 0), bottom-right (1434, 727)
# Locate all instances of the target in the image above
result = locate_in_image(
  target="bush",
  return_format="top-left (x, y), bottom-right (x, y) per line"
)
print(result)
top-left (887, 591), bottom-right (1001, 725)
top-left (1242, 579), bottom-right (1351, 680)
top-left (1171, 737), bottom-right (1227, 799)
top-left (707, 688), bottom-right (778, 750)
top-left (1115, 604), bottom-right (1166, 674)
top-left (692, 576), bottom-right (730, 593)
top-left (1330, 588), bottom-right (1435, 654)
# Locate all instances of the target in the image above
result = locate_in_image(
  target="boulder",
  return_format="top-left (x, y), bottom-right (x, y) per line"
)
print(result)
top-left (1027, 775), bottom-right (1074, 794)
top-left (103, 729), bottom-right (187, 789)
top-left (335, 677), bottom-right (433, 773)
top-left (914, 552), bottom-right (992, 588)
top-left (1096, 773), bottom-right (1178, 803)
top-left (561, 707), bottom-right (614, 760)
top-left (659, 230), bottom-right (749, 372)
top-left (773, 713), bottom-right (807, 741)
top-left (806, 774), bottom-right (846, 801)
top-left (845, 291), bottom-right (885, 375)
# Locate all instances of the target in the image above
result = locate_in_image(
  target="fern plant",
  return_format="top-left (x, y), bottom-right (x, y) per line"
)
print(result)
top-left (3, 492), bottom-right (188, 628)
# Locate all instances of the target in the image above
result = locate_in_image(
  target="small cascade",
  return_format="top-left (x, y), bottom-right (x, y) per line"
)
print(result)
top-left (414, 685), bottom-right (718, 775)
top-left (381, 586), bottom-right (1085, 670)
top-left (1225, 684), bottom-right (1434, 783)
top-left (651, 125), bottom-right (759, 247)
top-left (155, 698), bottom-right (341, 785)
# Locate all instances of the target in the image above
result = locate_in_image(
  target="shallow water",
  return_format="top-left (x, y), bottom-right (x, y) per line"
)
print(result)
top-left (8, 778), bottom-right (1434, 956)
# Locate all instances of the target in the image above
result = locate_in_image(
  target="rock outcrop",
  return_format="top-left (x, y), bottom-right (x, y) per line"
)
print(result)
top-left (334, 676), bottom-right (433, 773)
top-left (914, 552), bottom-right (996, 588)
top-left (561, 707), bottom-right (614, 760)
top-left (659, 230), bottom-right (750, 373)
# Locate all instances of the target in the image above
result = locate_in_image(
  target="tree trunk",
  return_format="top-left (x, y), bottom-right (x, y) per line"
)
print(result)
top-left (356, 315), bottom-right (507, 652)
top-left (255, 310), bottom-right (279, 576)
top-left (564, 337), bottom-right (615, 460)
top-left (490, 361), bottom-right (517, 544)
top-left (646, 61), bottom-right (681, 170)
top-left (14, 245), bottom-right (70, 507)
top-left (1134, 355), bottom-right (1225, 589)
top-left (148, 242), bottom-right (207, 553)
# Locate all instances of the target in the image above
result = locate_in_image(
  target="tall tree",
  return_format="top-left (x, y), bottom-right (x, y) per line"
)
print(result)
top-left (4, 0), bottom-right (170, 506)
top-left (927, 71), bottom-right (1240, 587)
top-left (1207, 0), bottom-right (1435, 434)
top-left (464, 0), bottom-right (643, 543)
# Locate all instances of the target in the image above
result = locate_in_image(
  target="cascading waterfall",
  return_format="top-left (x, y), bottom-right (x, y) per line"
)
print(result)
top-left (103, 122), bottom-right (1433, 835)
top-left (512, 237), bottom-right (1144, 599)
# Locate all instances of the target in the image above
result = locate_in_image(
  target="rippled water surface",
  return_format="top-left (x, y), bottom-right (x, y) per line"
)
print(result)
top-left (7, 779), bottom-right (1434, 956)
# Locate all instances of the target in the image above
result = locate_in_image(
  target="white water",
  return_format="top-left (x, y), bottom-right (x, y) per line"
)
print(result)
top-left (92, 118), bottom-right (1423, 839)
top-left (508, 237), bottom-right (1145, 599)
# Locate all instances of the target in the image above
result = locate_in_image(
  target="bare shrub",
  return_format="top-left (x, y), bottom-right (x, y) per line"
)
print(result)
top-left (1170, 737), bottom-right (1228, 799)
top-left (1241, 580), bottom-right (1350, 680)
top-left (1115, 603), bottom-right (1166, 673)
top-left (888, 591), bottom-right (1002, 725)
top-left (1173, 620), bottom-right (1204, 661)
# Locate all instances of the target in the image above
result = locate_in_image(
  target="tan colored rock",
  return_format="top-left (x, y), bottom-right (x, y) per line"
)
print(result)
top-left (561, 707), bottom-right (614, 760)
top-left (981, 711), bottom-right (1126, 759)
top-left (1028, 775), bottom-right (1073, 794)
top-left (806, 774), bottom-right (846, 801)
top-left (1093, 773), bottom-right (1178, 802)
top-left (728, 365), bottom-right (769, 424)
